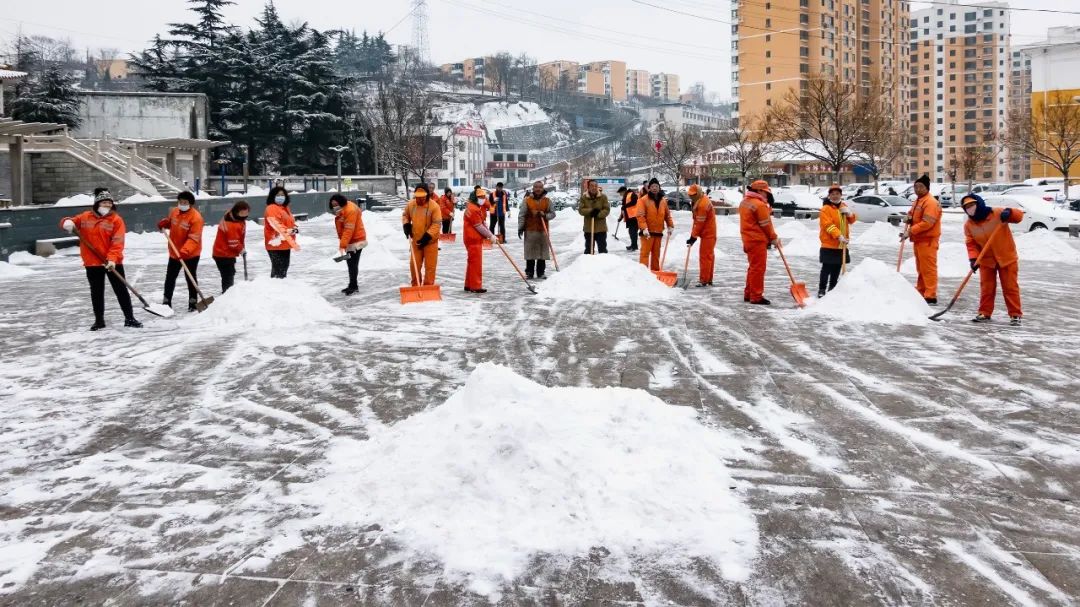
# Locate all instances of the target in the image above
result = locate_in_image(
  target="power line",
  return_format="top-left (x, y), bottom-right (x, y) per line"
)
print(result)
top-left (912, 1), bottom-right (1080, 16)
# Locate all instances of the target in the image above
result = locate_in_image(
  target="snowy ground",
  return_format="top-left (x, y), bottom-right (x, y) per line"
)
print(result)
top-left (1, 209), bottom-right (1079, 605)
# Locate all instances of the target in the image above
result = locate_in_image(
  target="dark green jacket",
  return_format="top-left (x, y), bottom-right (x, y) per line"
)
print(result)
top-left (577, 193), bottom-right (610, 232)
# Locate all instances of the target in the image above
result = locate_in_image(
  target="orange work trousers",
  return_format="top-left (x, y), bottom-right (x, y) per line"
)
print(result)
top-left (743, 241), bottom-right (768, 302)
top-left (409, 242), bottom-right (438, 286)
top-left (639, 234), bottom-right (663, 270)
top-left (913, 239), bottom-right (939, 299)
top-left (979, 262), bottom-right (1022, 318)
top-left (465, 243), bottom-right (483, 290)
top-left (698, 237), bottom-right (716, 284)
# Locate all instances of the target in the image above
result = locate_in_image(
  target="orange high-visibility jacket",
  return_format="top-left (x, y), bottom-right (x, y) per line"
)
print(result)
top-left (622, 191), bottom-right (638, 221)
top-left (636, 194), bottom-right (674, 233)
top-left (739, 191), bottom-right (778, 245)
top-left (690, 195), bottom-right (716, 239)
top-left (438, 194), bottom-right (456, 218)
top-left (212, 212), bottom-right (246, 258)
top-left (335, 200), bottom-right (367, 249)
top-left (522, 196), bottom-right (552, 232)
top-left (463, 201), bottom-right (492, 245)
top-left (160, 207), bottom-right (204, 259)
top-left (62, 210), bottom-right (125, 266)
top-left (964, 206), bottom-right (1024, 268)
top-left (402, 197), bottom-right (442, 242)
top-left (908, 194), bottom-right (942, 243)
top-left (819, 203), bottom-right (857, 249)
top-left (263, 203), bottom-right (297, 251)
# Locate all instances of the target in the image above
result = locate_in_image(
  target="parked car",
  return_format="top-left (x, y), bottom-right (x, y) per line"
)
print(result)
top-left (849, 194), bottom-right (913, 223)
top-left (982, 194), bottom-right (1080, 232)
top-left (971, 183), bottom-right (1025, 195)
top-left (999, 185), bottom-right (1067, 202)
top-left (901, 183), bottom-right (953, 204)
top-left (665, 190), bottom-right (692, 210)
top-left (1022, 177), bottom-right (1065, 186)
top-left (772, 189), bottom-right (823, 217)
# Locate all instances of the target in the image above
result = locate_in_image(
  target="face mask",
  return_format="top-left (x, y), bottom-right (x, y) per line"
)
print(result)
top-left (237, 214), bottom-right (249, 220)
top-left (178, 203), bottom-right (191, 212)
top-left (96, 206), bottom-right (112, 216)
top-left (964, 206), bottom-right (976, 217)
top-left (275, 195), bottom-right (286, 204)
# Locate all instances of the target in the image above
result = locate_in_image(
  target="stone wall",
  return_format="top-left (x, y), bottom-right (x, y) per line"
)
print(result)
top-left (74, 91), bottom-right (209, 140)
top-left (28, 152), bottom-right (138, 205)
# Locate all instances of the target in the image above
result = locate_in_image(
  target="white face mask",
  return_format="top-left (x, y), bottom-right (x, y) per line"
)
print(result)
top-left (178, 203), bottom-right (191, 212)
top-left (964, 205), bottom-right (976, 217)
top-left (275, 196), bottom-right (286, 204)
top-left (96, 206), bottom-right (112, 216)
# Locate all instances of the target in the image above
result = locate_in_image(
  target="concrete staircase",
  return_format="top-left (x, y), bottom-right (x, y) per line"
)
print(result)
top-left (22, 135), bottom-right (185, 198)
top-left (366, 192), bottom-right (408, 210)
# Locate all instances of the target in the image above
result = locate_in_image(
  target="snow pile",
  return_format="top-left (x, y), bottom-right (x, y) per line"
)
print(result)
top-left (120, 193), bottom-right (168, 204)
top-left (7, 251), bottom-right (46, 266)
top-left (776, 221), bottom-right (811, 239)
top-left (294, 364), bottom-right (758, 597)
top-left (901, 242), bottom-right (970, 277)
top-left (854, 221), bottom-right (901, 246)
top-left (539, 254), bottom-right (675, 302)
top-left (717, 216), bottom-right (742, 238)
top-left (479, 101), bottom-right (550, 131)
top-left (810, 258), bottom-right (932, 325)
top-left (0, 261), bottom-right (33, 279)
top-left (780, 235), bottom-right (821, 258)
top-left (53, 194), bottom-right (93, 207)
top-left (1015, 230), bottom-right (1080, 263)
top-left (185, 276), bottom-right (337, 331)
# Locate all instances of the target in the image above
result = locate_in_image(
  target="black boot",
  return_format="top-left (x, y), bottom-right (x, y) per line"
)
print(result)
top-left (124, 318), bottom-right (143, 328)
top-left (342, 286), bottom-right (358, 295)
top-left (162, 298), bottom-right (172, 308)
top-left (750, 297), bottom-right (772, 305)
top-left (188, 299), bottom-right (198, 312)
top-left (90, 319), bottom-right (106, 331)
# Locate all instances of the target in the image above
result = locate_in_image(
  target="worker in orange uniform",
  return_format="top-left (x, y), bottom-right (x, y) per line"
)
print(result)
top-left (489, 182), bottom-right (511, 243)
top-left (818, 184), bottom-right (856, 297)
top-left (330, 194), bottom-right (368, 296)
top-left (685, 184), bottom-right (717, 286)
top-left (616, 186), bottom-right (639, 252)
top-left (739, 180), bottom-right (780, 305)
top-left (902, 174), bottom-right (942, 304)
top-left (264, 186), bottom-right (298, 278)
top-left (438, 188), bottom-right (456, 234)
top-left (402, 184), bottom-right (442, 286)
top-left (463, 188), bottom-right (497, 293)
top-left (157, 191), bottom-right (204, 311)
top-left (60, 189), bottom-right (141, 330)
top-left (211, 200), bottom-right (249, 293)
top-left (636, 178), bottom-right (674, 270)
top-left (961, 194), bottom-right (1025, 326)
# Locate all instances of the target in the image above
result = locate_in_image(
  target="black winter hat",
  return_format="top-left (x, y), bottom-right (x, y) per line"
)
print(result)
top-left (916, 174), bottom-right (931, 188)
top-left (648, 178), bottom-right (660, 186)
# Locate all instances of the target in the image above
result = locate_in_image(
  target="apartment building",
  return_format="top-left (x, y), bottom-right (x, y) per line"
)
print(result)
top-left (1008, 49), bottom-right (1032, 182)
top-left (583, 61), bottom-right (627, 101)
top-left (627, 69), bottom-right (651, 99)
top-left (538, 60), bottom-right (580, 92)
top-left (731, 0), bottom-right (910, 131)
top-left (440, 57), bottom-right (492, 90)
top-left (640, 103), bottom-right (727, 131)
top-left (1020, 26), bottom-right (1080, 180)
top-left (909, 0), bottom-right (1010, 182)
top-left (651, 73), bottom-right (680, 101)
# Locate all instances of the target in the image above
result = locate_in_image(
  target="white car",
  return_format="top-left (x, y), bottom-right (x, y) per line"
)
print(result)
top-left (999, 185), bottom-right (1069, 202)
top-left (982, 194), bottom-right (1080, 232)
top-left (849, 194), bottom-right (913, 222)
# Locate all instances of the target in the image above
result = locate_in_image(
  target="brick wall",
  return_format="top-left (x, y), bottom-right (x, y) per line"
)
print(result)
top-left (28, 152), bottom-right (138, 204)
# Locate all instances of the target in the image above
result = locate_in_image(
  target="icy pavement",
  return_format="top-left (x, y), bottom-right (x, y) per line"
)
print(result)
top-left (1, 210), bottom-right (1079, 605)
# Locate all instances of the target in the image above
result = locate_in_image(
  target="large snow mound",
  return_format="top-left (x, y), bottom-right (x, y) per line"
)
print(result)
top-left (184, 276), bottom-right (336, 330)
top-left (539, 253), bottom-right (675, 302)
top-left (854, 221), bottom-right (901, 245)
top-left (1016, 230), bottom-right (1080, 263)
top-left (809, 258), bottom-right (932, 325)
top-left (295, 364), bottom-right (758, 597)
top-left (480, 101), bottom-right (550, 131)
top-left (780, 235), bottom-right (821, 258)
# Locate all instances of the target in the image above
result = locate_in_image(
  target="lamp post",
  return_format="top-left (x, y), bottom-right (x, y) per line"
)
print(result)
top-left (214, 158), bottom-right (230, 197)
top-left (329, 145), bottom-right (348, 192)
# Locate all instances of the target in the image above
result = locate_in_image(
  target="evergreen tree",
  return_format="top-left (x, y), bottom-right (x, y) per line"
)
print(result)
top-left (10, 65), bottom-right (82, 127)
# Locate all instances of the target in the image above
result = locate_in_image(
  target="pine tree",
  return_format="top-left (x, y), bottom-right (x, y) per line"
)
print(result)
top-left (10, 65), bottom-right (82, 127)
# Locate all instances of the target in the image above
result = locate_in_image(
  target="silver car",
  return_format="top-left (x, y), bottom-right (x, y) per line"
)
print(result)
top-left (849, 194), bottom-right (913, 223)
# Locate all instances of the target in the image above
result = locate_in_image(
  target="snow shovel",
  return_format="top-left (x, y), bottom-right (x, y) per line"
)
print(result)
top-left (496, 240), bottom-right (537, 294)
top-left (165, 236), bottom-right (214, 312)
top-left (70, 227), bottom-right (174, 318)
top-left (266, 216), bottom-right (300, 251)
top-left (653, 232), bottom-right (678, 287)
top-left (541, 217), bottom-right (560, 271)
top-left (612, 217), bottom-right (621, 241)
top-left (590, 218), bottom-right (597, 255)
top-left (930, 224), bottom-right (1005, 322)
top-left (400, 245), bottom-right (441, 304)
top-left (681, 241), bottom-right (694, 290)
top-left (775, 241), bottom-right (809, 308)
top-left (242, 251), bottom-right (249, 280)
top-left (840, 214), bottom-right (849, 275)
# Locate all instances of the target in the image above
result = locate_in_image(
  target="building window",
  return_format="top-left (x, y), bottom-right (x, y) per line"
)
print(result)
top-left (493, 153), bottom-right (503, 161)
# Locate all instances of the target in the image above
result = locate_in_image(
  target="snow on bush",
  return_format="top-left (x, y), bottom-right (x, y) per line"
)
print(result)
top-left (810, 258), bottom-right (933, 325)
top-left (854, 221), bottom-right (901, 246)
top-left (184, 276), bottom-right (336, 330)
top-left (292, 364), bottom-right (758, 598)
top-left (539, 253), bottom-right (675, 302)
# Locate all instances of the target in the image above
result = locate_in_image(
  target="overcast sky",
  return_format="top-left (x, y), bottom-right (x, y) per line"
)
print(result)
top-left (3, 0), bottom-right (1079, 100)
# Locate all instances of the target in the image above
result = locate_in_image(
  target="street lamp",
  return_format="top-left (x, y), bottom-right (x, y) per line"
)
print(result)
top-left (329, 145), bottom-right (348, 192)
top-left (213, 158), bottom-right (230, 197)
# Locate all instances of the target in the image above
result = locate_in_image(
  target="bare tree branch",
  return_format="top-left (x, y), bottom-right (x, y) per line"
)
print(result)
top-left (1006, 92), bottom-right (1080, 199)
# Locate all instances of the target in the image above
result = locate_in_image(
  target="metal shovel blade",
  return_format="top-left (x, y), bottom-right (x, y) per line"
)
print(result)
top-left (142, 302), bottom-right (175, 318)
top-left (195, 296), bottom-right (215, 313)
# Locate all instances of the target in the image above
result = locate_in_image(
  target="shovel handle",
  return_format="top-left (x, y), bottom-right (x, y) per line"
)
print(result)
top-left (541, 217), bottom-right (560, 271)
top-left (682, 242), bottom-right (693, 289)
top-left (70, 226), bottom-right (154, 309)
top-left (165, 234), bottom-right (209, 300)
top-left (774, 241), bottom-right (800, 287)
top-left (895, 238), bottom-right (905, 272)
top-left (659, 231), bottom-right (671, 270)
top-left (496, 241), bottom-right (536, 293)
top-left (930, 223), bottom-right (1007, 321)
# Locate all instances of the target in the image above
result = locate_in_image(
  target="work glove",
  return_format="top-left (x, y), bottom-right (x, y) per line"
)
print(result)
top-left (667, 228), bottom-right (674, 237)
top-left (639, 230), bottom-right (647, 239)
top-left (969, 258), bottom-right (979, 271)
top-left (769, 238), bottom-right (780, 249)
top-left (104, 260), bottom-right (116, 272)
top-left (686, 237), bottom-right (697, 246)
top-left (1000, 208), bottom-right (1012, 221)
top-left (590, 208), bottom-right (600, 218)
top-left (518, 228), bottom-right (524, 239)
top-left (899, 229), bottom-right (909, 241)
top-left (417, 233), bottom-right (433, 247)
top-left (838, 235), bottom-right (849, 245)
top-left (62, 219), bottom-right (75, 233)
top-left (157, 219), bottom-right (169, 231)
top-left (403, 223), bottom-right (413, 238)
top-left (290, 228), bottom-right (299, 235)
top-left (841, 207), bottom-right (854, 216)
